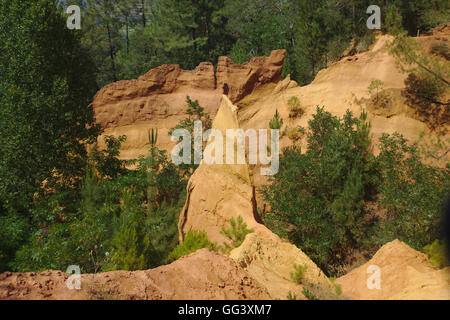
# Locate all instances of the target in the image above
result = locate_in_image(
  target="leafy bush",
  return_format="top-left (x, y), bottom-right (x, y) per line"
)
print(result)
top-left (384, 4), bottom-right (404, 36)
top-left (374, 133), bottom-right (450, 250)
top-left (286, 126), bottom-right (305, 143)
top-left (220, 216), bottom-right (254, 253)
top-left (12, 167), bottom-right (113, 273)
top-left (423, 240), bottom-right (449, 269)
top-left (288, 96), bottom-right (304, 119)
top-left (89, 135), bottom-right (128, 179)
top-left (302, 287), bottom-right (319, 300)
top-left (11, 135), bottom-right (186, 273)
top-left (368, 80), bottom-right (391, 109)
top-left (263, 106), bottom-right (450, 275)
top-left (328, 277), bottom-right (342, 296)
top-left (167, 230), bottom-right (217, 262)
top-left (262, 107), bottom-right (378, 273)
top-left (290, 264), bottom-right (308, 284)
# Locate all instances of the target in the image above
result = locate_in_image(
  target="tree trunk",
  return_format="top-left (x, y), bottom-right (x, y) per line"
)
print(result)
top-left (126, 15), bottom-right (129, 55)
top-left (352, 2), bottom-right (356, 36)
top-left (106, 23), bottom-right (117, 82)
top-left (141, 0), bottom-right (146, 27)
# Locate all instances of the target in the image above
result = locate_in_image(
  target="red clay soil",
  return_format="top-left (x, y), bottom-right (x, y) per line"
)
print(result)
top-left (0, 249), bottom-right (270, 300)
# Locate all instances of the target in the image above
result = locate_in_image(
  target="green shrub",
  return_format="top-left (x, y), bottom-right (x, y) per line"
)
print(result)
top-left (287, 291), bottom-right (297, 300)
top-left (169, 96), bottom-right (212, 173)
top-left (104, 190), bottom-right (152, 272)
top-left (423, 240), bottom-right (450, 269)
top-left (262, 107), bottom-right (378, 273)
top-left (302, 287), bottom-right (319, 300)
top-left (145, 198), bottom-right (185, 267)
top-left (11, 136), bottom-right (187, 273)
top-left (220, 216), bottom-right (254, 253)
top-left (374, 133), bottom-right (450, 250)
top-left (90, 135), bottom-right (128, 179)
top-left (12, 167), bottom-right (114, 273)
top-left (288, 97), bottom-right (304, 119)
top-left (167, 230), bottom-right (217, 262)
top-left (262, 106), bottom-right (450, 275)
top-left (329, 277), bottom-right (342, 296)
top-left (286, 126), bottom-right (305, 142)
top-left (290, 264), bottom-right (308, 284)
top-left (269, 109), bottom-right (284, 130)
top-left (384, 4), bottom-right (403, 36)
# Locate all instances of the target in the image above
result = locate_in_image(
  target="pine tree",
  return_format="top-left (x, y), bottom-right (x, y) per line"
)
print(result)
top-left (294, 0), bottom-right (329, 84)
top-left (150, 0), bottom-right (233, 69)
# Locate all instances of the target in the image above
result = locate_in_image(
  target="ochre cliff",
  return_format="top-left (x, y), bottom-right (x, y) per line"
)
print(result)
top-left (91, 50), bottom-right (286, 160)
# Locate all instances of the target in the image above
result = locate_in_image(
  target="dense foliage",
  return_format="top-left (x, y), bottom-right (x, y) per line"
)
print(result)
top-left (59, 0), bottom-right (450, 86)
top-left (11, 136), bottom-right (187, 273)
top-left (262, 107), bottom-right (450, 275)
top-left (0, 0), bottom-right (99, 271)
top-left (167, 230), bottom-right (217, 262)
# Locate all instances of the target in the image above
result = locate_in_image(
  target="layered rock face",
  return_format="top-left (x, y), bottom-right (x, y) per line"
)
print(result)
top-left (230, 233), bottom-right (338, 300)
top-left (237, 30), bottom-right (450, 187)
top-left (91, 50), bottom-right (286, 160)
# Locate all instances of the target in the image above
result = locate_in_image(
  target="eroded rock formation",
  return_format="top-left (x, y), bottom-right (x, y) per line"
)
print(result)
top-left (91, 50), bottom-right (286, 159)
top-left (336, 239), bottom-right (450, 300)
top-left (178, 95), bottom-right (279, 245)
top-left (230, 233), bottom-right (339, 300)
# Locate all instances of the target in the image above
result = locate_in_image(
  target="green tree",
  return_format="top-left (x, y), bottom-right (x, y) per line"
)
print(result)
top-left (384, 3), bottom-right (404, 36)
top-left (84, 0), bottom-right (124, 83)
top-left (374, 133), bottom-right (450, 250)
top-left (294, 0), bottom-right (329, 84)
top-left (169, 96), bottom-right (212, 173)
top-left (399, 0), bottom-right (450, 36)
top-left (150, 0), bottom-right (233, 69)
top-left (222, 0), bottom-right (296, 75)
top-left (167, 230), bottom-right (217, 262)
top-left (0, 0), bottom-right (99, 271)
top-left (261, 107), bottom-right (378, 273)
top-left (269, 109), bottom-right (284, 130)
top-left (368, 79), bottom-right (386, 104)
top-left (11, 134), bottom-right (187, 273)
